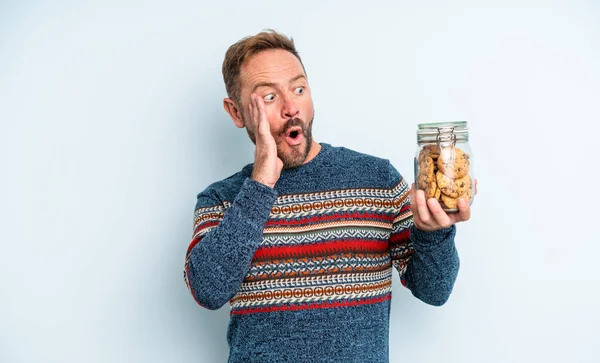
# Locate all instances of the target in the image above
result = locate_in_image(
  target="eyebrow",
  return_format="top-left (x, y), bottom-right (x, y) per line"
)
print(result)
top-left (251, 74), bottom-right (306, 93)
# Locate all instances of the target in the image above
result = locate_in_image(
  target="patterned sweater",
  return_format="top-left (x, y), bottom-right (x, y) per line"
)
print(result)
top-left (184, 143), bottom-right (459, 363)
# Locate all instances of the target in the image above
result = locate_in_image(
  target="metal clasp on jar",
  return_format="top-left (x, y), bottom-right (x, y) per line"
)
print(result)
top-left (436, 126), bottom-right (457, 163)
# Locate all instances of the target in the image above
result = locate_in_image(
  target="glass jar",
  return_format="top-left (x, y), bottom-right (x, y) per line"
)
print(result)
top-left (414, 121), bottom-right (474, 212)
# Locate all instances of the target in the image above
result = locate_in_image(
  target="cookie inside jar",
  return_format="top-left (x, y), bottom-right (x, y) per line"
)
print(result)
top-left (415, 122), bottom-right (474, 212)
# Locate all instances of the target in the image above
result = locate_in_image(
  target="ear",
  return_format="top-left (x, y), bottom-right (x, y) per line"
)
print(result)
top-left (223, 98), bottom-right (245, 129)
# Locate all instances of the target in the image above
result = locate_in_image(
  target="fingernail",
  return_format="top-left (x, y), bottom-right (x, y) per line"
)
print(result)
top-left (458, 198), bottom-right (466, 207)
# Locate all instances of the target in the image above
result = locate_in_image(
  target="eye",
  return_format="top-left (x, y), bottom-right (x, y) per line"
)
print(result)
top-left (263, 94), bottom-right (276, 102)
top-left (294, 87), bottom-right (305, 95)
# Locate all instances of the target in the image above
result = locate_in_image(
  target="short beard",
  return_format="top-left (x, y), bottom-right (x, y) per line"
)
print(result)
top-left (245, 115), bottom-right (314, 169)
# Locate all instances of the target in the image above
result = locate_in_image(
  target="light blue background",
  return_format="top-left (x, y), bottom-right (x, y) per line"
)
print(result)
top-left (1, 1), bottom-right (599, 362)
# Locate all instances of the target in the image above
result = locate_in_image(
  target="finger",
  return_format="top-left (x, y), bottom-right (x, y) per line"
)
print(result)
top-left (455, 197), bottom-right (471, 221)
top-left (426, 197), bottom-right (452, 228)
top-left (251, 94), bottom-right (259, 128)
top-left (249, 94), bottom-right (257, 130)
top-left (255, 96), bottom-right (271, 137)
top-left (415, 189), bottom-right (432, 225)
top-left (249, 96), bottom-right (254, 123)
top-left (448, 199), bottom-right (470, 225)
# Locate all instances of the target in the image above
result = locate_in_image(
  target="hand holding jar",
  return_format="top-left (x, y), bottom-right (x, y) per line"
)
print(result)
top-left (411, 121), bottom-right (477, 231)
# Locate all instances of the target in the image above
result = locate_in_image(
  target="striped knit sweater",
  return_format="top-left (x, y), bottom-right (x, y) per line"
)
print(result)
top-left (184, 142), bottom-right (459, 362)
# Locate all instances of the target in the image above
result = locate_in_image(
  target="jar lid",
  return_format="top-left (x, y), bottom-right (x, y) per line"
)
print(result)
top-left (417, 121), bottom-right (469, 143)
top-left (417, 121), bottom-right (468, 130)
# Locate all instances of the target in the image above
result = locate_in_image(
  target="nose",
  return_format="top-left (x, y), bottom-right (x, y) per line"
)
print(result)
top-left (281, 93), bottom-right (299, 119)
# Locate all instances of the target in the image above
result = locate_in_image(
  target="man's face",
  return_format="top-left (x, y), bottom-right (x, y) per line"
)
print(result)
top-left (237, 49), bottom-right (315, 169)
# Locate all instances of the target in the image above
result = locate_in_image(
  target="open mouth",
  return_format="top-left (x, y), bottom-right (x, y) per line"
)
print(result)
top-left (286, 127), bottom-right (302, 139)
top-left (285, 127), bottom-right (304, 145)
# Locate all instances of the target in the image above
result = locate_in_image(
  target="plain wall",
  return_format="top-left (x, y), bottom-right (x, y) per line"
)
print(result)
top-left (1, 0), bottom-right (599, 362)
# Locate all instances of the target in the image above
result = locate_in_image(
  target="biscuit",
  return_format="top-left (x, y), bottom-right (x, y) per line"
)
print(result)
top-left (434, 185), bottom-right (441, 200)
top-left (436, 172), bottom-right (472, 198)
top-left (419, 155), bottom-right (435, 175)
top-left (437, 147), bottom-right (469, 179)
top-left (417, 155), bottom-right (437, 198)
top-left (418, 171), bottom-right (437, 199)
top-left (417, 170), bottom-right (433, 187)
top-left (425, 181), bottom-right (437, 199)
top-left (418, 145), bottom-right (440, 162)
top-left (440, 187), bottom-right (473, 210)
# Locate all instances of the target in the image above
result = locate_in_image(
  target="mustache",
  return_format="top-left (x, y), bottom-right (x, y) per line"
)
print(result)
top-left (279, 118), bottom-right (305, 136)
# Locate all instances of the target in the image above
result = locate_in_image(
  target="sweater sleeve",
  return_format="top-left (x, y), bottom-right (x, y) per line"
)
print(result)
top-left (387, 161), bottom-right (460, 306)
top-left (183, 177), bottom-right (278, 310)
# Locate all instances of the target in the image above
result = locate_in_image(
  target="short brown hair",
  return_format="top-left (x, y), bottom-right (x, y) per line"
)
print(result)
top-left (222, 29), bottom-right (305, 105)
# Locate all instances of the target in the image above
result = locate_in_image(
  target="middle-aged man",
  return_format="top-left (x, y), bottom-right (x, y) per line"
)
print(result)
top-left (184, 29), bottom-right (474, 362)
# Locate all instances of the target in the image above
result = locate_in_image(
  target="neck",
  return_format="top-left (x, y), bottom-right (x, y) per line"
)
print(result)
top-left (303, 141), bottom-right (322, 165)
